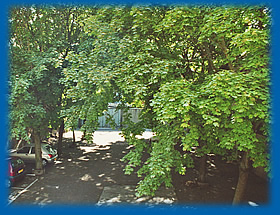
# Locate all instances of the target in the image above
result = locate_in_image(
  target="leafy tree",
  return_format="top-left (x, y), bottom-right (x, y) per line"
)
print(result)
top-left (9, 6), bottom-right (86, 171)
top-left (9, 5), bottom-right (270, 203)
top-left (10, 7), bottom-right (62, 173)
top-left (61, 6), bottom-right (123, 143)
top-left (151, 6), bottom-right (270, 203)
top-left (99, 5), bottom-right (270, 202)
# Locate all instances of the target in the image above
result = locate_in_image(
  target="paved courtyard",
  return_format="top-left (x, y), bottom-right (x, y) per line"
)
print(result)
top-left (9, 130), bottom-right (177, 205)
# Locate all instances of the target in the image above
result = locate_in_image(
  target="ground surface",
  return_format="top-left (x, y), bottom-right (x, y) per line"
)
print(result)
top-left (9, 130), bottom-right (268, 206)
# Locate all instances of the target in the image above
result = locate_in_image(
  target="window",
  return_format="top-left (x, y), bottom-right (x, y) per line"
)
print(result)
top-left (11, 158), bottom-right (24, 168)
top-left (44, 145), bottom-right (55, 154)
top-left (17, 147), bottom-right (30, 154)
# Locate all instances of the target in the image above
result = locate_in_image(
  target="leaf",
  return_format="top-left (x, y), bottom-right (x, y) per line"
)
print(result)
top-left (213, 122), bottom-right (219, 127)
top-left (181, 122), bottom-right (189, 128)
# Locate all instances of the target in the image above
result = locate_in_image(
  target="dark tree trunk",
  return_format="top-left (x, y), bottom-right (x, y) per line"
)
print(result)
top-left (34, 131), bottom-right (44, 175)
top-left (69, 128), bottom-right (76, 148)
top-left (197, 138), bottom-right (208, 184)
top-left (72, 129), bottom-right (75, 143)
top-left (198, 154), bottom-right (207, 183)
top-left (233, 152), bottom-right (250, 204)
top-left (57, 120), bottom-right (64, 158)
top-left (81, 119), bottom-right (87, 141)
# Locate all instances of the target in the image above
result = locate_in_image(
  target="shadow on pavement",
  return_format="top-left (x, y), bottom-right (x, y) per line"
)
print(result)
top-left (11, 131), bottom-right (142, 205)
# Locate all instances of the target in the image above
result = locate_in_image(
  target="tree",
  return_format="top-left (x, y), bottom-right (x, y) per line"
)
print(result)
top-left (95, 6), bottom-right (270, 202)
top-left (9, 6), bottom-right (86, 171)
top-left (9, 5), bottom-right (270, 203)
top-left (61, 6), bottom-right (126, 143)
top-left (151, 6), bottom-right (270, 203)
top-left (10, 8), bottom-right (61, 174)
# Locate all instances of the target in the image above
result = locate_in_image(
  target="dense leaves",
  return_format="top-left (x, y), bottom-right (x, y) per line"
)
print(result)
top-left (118, 6), bottom-right (271, 197)
top-left (9, 6), bottom-right (89, 140)
top-left (9, 5), bottom-right (271, 200)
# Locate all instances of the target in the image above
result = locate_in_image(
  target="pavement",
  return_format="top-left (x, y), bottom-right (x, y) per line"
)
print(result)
top-left (98, 185), bottom-right (177, 205)
top-left (9, 129), bottom-right (177, 206)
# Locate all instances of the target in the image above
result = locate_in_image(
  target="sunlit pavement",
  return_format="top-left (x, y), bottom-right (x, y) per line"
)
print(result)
top-left (97, 185), bottom-right (177, 205)
top-left (7, 129), bottom-right (177, 205)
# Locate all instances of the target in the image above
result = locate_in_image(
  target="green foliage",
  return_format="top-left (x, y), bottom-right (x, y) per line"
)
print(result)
top-left (118, 5), bottom-right (271, 197)
top-left (9, 6), bottom-right (85, 140)
top-left (9, 5), bottom-right (271, 198)
top-left (61, 7), bottom-right (123, 141)
top-left (136, 124), bottom-right (192, 197)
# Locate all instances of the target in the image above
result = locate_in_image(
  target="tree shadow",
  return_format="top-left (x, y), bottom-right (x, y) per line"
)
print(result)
top-left (13, 133), bottom-right (140, 205)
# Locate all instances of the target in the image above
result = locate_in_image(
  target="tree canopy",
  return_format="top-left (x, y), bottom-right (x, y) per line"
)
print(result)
top-left (9, 4), bottom-right (271, 202)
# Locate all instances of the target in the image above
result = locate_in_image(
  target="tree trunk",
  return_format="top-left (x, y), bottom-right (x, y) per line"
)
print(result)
top-left (34, 131), bottom-right (44, 176)
top-left (72, 128), bottom-right (75, 143)
top-left (57, 120), bottom-right (64, 158)
top-left (233, 152), bottom-right (250, 204)
top-left (81, 119), bottom-right (87, 141)
top-left (197, 138), bottom-right (208, 184)
top-left (198, 155), bottom-right (207, 183)
top-left (69, 128), bottom-right (76, 148)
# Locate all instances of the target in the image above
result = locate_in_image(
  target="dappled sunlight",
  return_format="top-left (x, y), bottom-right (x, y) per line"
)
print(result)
top-left (97, 185), bottom-right (177, 205)
top-left (101, 152), bottom-right (112, 160)
top-left (79, 145), bottom-right (110, 154)
top-left (135, 130), bottom-right (155, 140)
top-left (106, 196), bottom-right (122, 203)
top-left (57, 166), bottom-right (65, 170)
top-left (207, 160), bottom-right (217, 169)
top-left (11, 130), bottom-right (154, 204)
top-left (104, 176), bottom-right (117, 183)
top-left (77, 155), bottom-right (90, 161)
top-left (72, 160), bottom-right (82, 166)
top-left (36, 197), bottom-right (53, 205)
top-left (125, 145), bottom-right (134, 150)
top-left (98, 173), bottom-right (105, 178)
top-left (80, 174), bottom-right (94, 182)
top-left (54, 160), bottom-right (63, 164)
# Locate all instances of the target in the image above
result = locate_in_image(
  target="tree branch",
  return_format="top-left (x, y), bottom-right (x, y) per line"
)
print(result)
top-left (218, 36), bottom-right (237, 73)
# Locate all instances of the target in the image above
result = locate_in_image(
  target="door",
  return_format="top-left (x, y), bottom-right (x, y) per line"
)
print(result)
top-left (29, 147), bottom-right (36, 161)
top-left (16, 146), bottom-right (32, 162)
